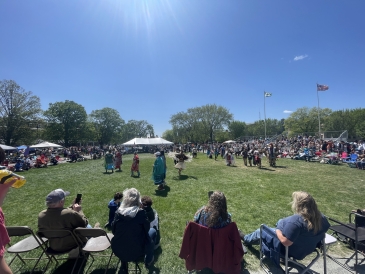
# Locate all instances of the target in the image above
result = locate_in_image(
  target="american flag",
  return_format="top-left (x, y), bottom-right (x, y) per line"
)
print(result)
top-left (317, 84), bottom-right (329, 91)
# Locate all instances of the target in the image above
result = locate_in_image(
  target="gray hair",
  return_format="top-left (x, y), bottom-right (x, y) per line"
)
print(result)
top-left (121, 188), bottom-right (141, 208)
top-left (46, 198), bottom-right (64, 208)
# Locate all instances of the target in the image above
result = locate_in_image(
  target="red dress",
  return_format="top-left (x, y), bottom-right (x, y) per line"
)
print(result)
top-left (131, 154), bottom-right (139, 171)
top-left (114, 152), bottom-right (122, 169)
top-left (0, 208), bottom-right (10, 257)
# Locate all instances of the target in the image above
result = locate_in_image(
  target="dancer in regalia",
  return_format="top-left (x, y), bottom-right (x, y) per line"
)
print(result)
top-left (114, 149), bottom-right (123, 171)
top-left (131, 152), bottom-right (140, 177)
top-left (104, 150), bottom-right (115, 173)
top-left (152, 152), bottom-right (165, 190)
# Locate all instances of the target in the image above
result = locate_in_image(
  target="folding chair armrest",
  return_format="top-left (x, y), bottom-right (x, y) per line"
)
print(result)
top-left (328, 217), bottom-right (356, 231)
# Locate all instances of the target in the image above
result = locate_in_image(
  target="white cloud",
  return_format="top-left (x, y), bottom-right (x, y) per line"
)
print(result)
top-left (293, 54), bottom-right (308, 61)
top-left (283, 110), bottom-right (293, 114)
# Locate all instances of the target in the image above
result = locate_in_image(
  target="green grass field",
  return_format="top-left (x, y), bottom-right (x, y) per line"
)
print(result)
top-left (3, 153), bottom-right (364, 273)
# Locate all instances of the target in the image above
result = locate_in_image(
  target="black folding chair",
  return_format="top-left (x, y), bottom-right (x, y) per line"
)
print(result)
top-left (259, 224), bottom-right (327, 274)
top-left (37, 229), bottom-right (82, 274)
top-left (6, 226), bottom-right (50, 273)
top-left (74, 228), bottom-right (114, 274)
top-left (328, 212), bottom-right (365, 271)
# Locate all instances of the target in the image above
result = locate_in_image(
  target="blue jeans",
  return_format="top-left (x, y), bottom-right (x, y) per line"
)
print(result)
top-left (145, 228), bottom-right (157, 264)
top-left (244, 227), bottom-right (275, 245)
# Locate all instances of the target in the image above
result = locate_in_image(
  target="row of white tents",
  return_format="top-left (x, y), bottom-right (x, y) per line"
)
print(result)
top-left (1, 138), bottom-right (239, 151)
top-left (1, 138), bottom-right (174, 151)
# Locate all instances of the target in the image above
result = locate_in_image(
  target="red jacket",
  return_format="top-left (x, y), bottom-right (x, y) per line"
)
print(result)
top-left (179, 222), bottom-right (244, 274)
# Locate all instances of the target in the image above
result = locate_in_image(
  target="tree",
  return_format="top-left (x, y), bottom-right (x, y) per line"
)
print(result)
top-left (162, 129), bottom-right (175, 142)
top-left (324, 108), bottom-right (365, 139)
top-left (228, 121), bottom-right (246, 140)
top-left (198, 104), bottom-right (233, 142)
top-left (169, 110), bottom-right (199, 143)
top-left (170, 104), bottom-right (233, 143)
top-left (90, 107), bottom-right (125, 146)
top-left (284, 107), bottom-right (332, 136)
top-left (122, 120), bottom-right (154, 141)
top-left (0, 80), bottom-right (41, 145)
top-left (43, 100), bottom-right (87, 146)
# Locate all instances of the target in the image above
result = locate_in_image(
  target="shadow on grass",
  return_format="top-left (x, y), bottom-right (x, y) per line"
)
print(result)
top-left (103, 171), bottom-right (114, 175)
top-left (257, 167), bottom-right (275, 172)
top-left (274, 166), bottom-right (287, 169)
top-left (193, 260), bottom-right (250, 274)
top-left (45, 258), bottom-right (86, 274)
top-left (172, 175), bottom-right (198, 181)
top-left (154, 185), bottom-right (171, 197)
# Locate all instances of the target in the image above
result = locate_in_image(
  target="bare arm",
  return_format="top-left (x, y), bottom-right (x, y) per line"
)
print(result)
top-left (276, 229), bottom-right (293, 247)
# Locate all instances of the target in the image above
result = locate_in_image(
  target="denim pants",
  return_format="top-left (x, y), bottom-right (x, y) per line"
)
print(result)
top-left (145, 227), bottom-right (157, 264)
top-left (244, 227), bottom-right (276, 245)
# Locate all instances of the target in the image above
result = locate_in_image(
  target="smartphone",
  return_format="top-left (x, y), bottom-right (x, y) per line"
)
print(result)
top-left (208, 191), bottom-right (213, 199)
top-left (75, 193), bottom-right (82, 204)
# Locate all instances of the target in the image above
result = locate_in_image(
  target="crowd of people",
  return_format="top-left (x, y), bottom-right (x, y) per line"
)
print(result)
top-left (1, 136), bottom-right (364, 273)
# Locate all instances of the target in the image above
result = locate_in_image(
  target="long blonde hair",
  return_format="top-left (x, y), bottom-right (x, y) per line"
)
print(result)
top-left (291, 191), bottom-right (322, 234)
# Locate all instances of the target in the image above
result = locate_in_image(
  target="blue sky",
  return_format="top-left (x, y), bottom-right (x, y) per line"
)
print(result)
top-left (1, 0), bottom-right (364, 137)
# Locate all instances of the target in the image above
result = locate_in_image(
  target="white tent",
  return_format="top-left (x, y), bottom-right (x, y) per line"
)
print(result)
top-left (223, 140), bottom-right (236, 144)
top-left (0, 144), bottom-right (17, 150)
top-left (30, 141), bottom-right (63, 148)
top-left (123, 137), bottom-right (173, 146)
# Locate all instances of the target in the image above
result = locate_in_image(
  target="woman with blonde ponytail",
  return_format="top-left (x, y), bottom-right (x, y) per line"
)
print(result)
top-left (241, 191), bottom-right (330, 260)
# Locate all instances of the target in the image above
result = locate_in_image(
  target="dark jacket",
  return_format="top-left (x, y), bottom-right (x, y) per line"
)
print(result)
top-left (111, 206), bottom-right (150, 262)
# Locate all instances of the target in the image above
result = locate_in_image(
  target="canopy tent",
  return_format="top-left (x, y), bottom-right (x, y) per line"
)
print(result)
top-left (0, 144), bottom-right (17, 150)
top-left (223, 140), bottom-right (236, 144)
top-left (123, 137), bottom-right (173, 146)
top-left (17, 145), bottom-right (28, 150)
top-left (30, 141), bottom-right (63, 148)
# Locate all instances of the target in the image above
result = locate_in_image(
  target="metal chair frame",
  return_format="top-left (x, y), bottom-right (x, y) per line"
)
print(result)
top-left (73, 228), bottom-right (114, 274)
top-left (328, 212), bottom-right (365, 272)
top-left (259, 224), bottom-right (327, 274)
top-left (37, 229), bottom-right (83, 274)
top-left (6, 226), bottom-right (51, 273)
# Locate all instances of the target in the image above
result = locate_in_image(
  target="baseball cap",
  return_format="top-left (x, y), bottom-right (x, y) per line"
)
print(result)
top-left (46, 188), bottom-right (70, 203)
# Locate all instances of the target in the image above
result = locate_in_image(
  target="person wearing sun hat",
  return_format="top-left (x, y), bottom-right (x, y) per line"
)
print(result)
top-left (38, 188), bottom-right (89, 253)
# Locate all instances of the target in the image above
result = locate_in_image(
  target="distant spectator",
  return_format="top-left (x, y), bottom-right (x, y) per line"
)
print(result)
top-left (105, 192), bottom-right (123, 228)
top-left (141, 195), bottom-right (161, 249)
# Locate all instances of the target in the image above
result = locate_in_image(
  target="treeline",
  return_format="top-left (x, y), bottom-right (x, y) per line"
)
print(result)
top-left (164, 106), bottom-right (365, 143)
top-left (1, 79), bottom-right (364, 146)
top-left (0, 80), bottom-right (154, 146)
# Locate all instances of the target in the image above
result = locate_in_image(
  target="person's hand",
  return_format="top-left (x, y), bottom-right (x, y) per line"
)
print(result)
top-left (72, 203), bottom-right (82, 212)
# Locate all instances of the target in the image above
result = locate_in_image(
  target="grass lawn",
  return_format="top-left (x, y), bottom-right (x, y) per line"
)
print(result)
top-left (3, 153), bottom-right (364, 273)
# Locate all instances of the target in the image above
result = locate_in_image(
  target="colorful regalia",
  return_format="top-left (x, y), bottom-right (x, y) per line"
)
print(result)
top-left (131, 153), bottom-right (140, 177)
top-left (114, 151), bottom-right (122, 170)
top-left (152, 153), bottom-right (165, 185)
top-left (104, 152), bottom-right (114, 173)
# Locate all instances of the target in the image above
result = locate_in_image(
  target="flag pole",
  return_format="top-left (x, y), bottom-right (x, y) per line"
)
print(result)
top-left (264, 91), bottom-right (267, 140)
top-left (316, 83), bottom-right (321, 138)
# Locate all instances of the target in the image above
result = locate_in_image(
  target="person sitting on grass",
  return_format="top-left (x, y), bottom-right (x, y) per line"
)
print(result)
top-left (240, 191), bottom-right (330, 260)
top-left (141, 195), bottom-right (161, 250)
top-left (105, 192), bottom-right (123, 228)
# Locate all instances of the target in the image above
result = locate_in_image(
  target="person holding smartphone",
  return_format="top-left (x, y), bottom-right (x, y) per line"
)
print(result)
top-left (38, 189), bottom-right (90, 255)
